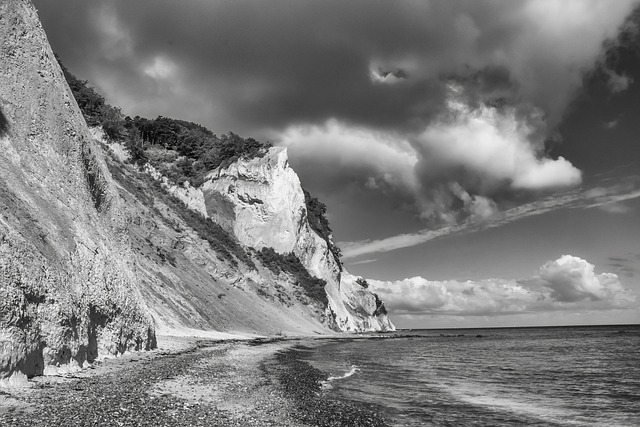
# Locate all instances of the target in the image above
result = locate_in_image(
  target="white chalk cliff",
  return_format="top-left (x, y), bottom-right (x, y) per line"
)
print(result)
top-left (199, 147), bottom-right (395, 332)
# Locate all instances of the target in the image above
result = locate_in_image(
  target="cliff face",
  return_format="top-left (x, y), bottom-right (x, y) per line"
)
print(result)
top-left (200, 147), bottom-right (395, 332)
top-left (105, 140), bottom-right (393, 335)
top-left (102, 144), bottom-right (332, 338)
top-left (0, 0), bottom-right (155, 382)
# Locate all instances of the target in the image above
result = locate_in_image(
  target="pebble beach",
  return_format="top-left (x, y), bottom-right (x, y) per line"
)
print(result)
top-left (0, 336), bottom-right (388, 427)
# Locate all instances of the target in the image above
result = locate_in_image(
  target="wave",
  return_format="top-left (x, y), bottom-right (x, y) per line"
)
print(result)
top-left (442, 381), bottom-right (578, 422)
top-left (327, 365), bottom-right (360, 382)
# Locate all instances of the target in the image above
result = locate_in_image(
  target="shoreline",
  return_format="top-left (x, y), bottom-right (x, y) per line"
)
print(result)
top-left (0, 333), bottom-right (391, 426)
top-left (267, 343), bottom-right (388, 427)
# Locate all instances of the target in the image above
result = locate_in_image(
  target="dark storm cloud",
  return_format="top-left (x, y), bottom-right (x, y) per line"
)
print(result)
top-left (38, 0), bottom-right (635, 134)
top-left (36, 0), bottom-right (454, 134)
top-left (35, 0), bottom-right (640, 225)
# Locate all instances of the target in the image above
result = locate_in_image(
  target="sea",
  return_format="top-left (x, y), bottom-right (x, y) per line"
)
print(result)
top-left (303, 325), bottom-right (640, 426)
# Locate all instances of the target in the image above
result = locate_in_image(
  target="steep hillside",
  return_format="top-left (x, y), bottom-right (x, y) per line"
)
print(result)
top-left (0, 0), bottom-right (154, 382)
top-left (101, 141), bottom-right (332, 337)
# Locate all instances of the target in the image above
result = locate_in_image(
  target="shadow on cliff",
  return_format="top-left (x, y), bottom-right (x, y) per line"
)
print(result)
top-left (0, 107), bottom-right (8, 137)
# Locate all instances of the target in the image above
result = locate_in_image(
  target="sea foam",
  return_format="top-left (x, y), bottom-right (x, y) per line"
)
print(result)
top-left (327, 365), bottom-right (360, 381)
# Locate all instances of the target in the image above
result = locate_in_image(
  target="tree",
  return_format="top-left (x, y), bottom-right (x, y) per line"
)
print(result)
top-left (100, 105), bottom-right (126, 141)
top-left (125, 127), bottom-right (147, 164)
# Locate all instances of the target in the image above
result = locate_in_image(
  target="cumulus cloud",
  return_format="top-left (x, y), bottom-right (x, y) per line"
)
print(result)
top-left (540, 255), bottom-right (626, 302)
top-left (278, 119), bottom-right (419, 195)
top-left (143, 56), bottom-right (178, 81)
top-left (369, 255), bottom-right (635, 316)
top-left (410, 84), bottom-right (582, 218)
top-left (281, 84), bottom-right (583, 225)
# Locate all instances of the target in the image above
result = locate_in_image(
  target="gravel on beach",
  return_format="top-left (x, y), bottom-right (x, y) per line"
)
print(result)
top-left (266, 345), bottom-right (389, 427)
top-left (0, 338), bottom-right (389, 427)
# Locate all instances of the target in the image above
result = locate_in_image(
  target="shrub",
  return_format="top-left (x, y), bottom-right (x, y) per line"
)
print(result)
top-left (303, 189), bottom-right (342, 268)
top-left (256, 247), bottom-right (328, 306)
top-left (58, 54), bottom-right (273, 183)
top-left (105, 159), bottom-right (255, 269)
top-left (373, 293), bottom-right (387, 316)
top-left (121, 116), bottom-right (272, 186)
top-left (356, 277), bottom-right (369, 289)
top-left (57, 55), bottom-right (108, 127)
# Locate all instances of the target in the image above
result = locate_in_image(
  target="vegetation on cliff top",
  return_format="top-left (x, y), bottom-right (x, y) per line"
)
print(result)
top-left (57, 55), bottom-right (272, 187)
top-left (106, 158), bottom-right (256, 269)
top-left (256, 247), bottom-right (328, 306)
top-left (303, 189), bottom-right (342, 269)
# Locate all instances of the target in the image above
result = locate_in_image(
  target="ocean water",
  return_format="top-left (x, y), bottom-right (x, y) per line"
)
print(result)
top-left (304, 325), bottom-right (640, 426)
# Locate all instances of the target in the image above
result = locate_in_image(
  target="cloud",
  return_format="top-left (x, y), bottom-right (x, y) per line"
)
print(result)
top-left (143, 56), bottom-right (178, 81)
top-left (369, 65), bottom-right (408, 85)
top-left (35, 0), bottom-right (639, 226)
top-left (281, 84), bottom-right (583, 226)
top-left (341, 177), bottom-right (640, 259)
top-left (341, 225), bottom-right (463, 260)
top-left (347, 258), bottom-right (378, 266)
top-left (91, 4), bottom-right (133, 60)
top-left (607, 255), bottom-right (638, 278)
top-left (539, 255), bottom-right (626, 302)
top-left (369, 255), bottom-right (635, 316)
top-left (411, 84), bottom-right (581, 202)
top-left (605, 69), bottom-right (634, 92)
top-left (37, 0), bottom-right (639, 136)
top-left (597, 202), bottom-right (632, 214)
top-left (371, 276), bottom-right (539, 316)
top-left (278, 119), bottom-right (419, 195)
top-left (603, 118), bottom-right (620, 129)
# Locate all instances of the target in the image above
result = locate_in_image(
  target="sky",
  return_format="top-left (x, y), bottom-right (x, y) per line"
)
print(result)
top-left (34, 0), bottom-right (640, 328)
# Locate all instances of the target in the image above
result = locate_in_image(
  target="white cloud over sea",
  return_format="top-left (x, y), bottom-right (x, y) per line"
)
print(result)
top-left (282, 84), bottom-right (583, 224)
top-left (369, 255), bottom-right (636, 317)
top-left (341, 177), bottom-right (640, 259)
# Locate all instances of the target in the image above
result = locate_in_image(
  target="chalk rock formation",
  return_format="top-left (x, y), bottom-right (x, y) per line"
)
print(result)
top-left (0, 0), bottom-right (154, 382)
top-left (200, 147), bottom-right (395, 332)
